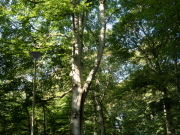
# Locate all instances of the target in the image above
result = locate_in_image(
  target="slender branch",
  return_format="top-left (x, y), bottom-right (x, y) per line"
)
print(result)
top-left (106, 8), bottom-right (120, 24)
top-left (148, 65), bottom-right (157, 74)
top-left (51, 33), bottom-right (71, 40)
top-left (30, 23), bottom-right (71, 40)
top-left (139, 24), bottom-right (156, 54)
top-left (86, 26), bottom-right (99, 44)
top-left (41, 35), bottom-right (52, 46)
top-left (100, 80), bottom-right (111, 102)
top-left (82, 11), bottom-right (87, 32)
top-left (39, 88), bottom-right (72, 102)
top-left (26, 0), bottom-right (45, 4)
top-left (29, 23), bottom-right (46, 33)
top-left (133, 40), bottom-right (155, 69)
top-left (86, 26), bottom-right (95, 37)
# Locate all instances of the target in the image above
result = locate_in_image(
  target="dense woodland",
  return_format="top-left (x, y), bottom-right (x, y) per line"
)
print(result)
top-left (0, 0), bottom-right (180, 135)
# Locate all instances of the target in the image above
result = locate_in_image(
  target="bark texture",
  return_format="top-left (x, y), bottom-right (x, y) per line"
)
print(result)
top-left (69, 0), bottom-right (106, 134)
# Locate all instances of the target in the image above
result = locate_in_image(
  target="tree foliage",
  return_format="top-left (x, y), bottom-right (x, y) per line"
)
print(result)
top-left (1, 0), bottom-right (180, 134)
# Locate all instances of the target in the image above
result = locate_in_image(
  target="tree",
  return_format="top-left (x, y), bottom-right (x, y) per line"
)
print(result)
top-left (108, 0), bottom-right (180, 134)
top-left (69, 0), bottom-right (106, 134)
top-left (1, 0), bottom-right (122, 134)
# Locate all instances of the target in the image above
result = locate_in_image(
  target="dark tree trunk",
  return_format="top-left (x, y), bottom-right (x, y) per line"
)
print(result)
top-left (95, 83), bottom-right (105, 135)
top-left (161, 87), bottom-right (175, 135)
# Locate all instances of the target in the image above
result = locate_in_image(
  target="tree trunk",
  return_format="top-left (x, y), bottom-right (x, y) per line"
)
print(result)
top-left (69, 11), bottom-right (83, 135)
top-left (98, 104), bottom-right (105, 135)
top-left (80, 91), bottom-right (88, 134)
top-left (43, 105), bottom-right (46, 135)
top-left (113, 116), bottom-right (116, 135)
top-left (174, 51), bottom-right (180, 97)
top-left (41, 84), bottom-right (46, 135)
top-left (95, 81), bottom-right (105, 135)
top-left (26, 106), bottom-right (31, 135)
top-left (94, 113), bottom-right (97, 135)
top-left (3, 118), bottom-right (7, 135)
top-left (69, 0), bottom-right (106, 134)
top-left (25, 85), bottom-right (31, 135)
top-left (161, 87), bottom-right (175, 135)
top-left (92, 89), bottom-right (98, 135)
top-left (154, 58), bottom-right (175, 134)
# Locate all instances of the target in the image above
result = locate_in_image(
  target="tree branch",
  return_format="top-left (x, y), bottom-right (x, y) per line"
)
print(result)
top-left (51, 33), bottom-right (71, 40)
top-left (83, 0), bottom-right (106, 93)
top-left (26, 0), bottom-right (45, 4)
top-left (86, 26), bottom-right (99, 44)
top-left (100, 80), bottom-right (111, 102)
top-left (41, 35), bottom-right (52, 46)
top-left (39, 88), bottom-right (72, 102)
top-left (106, 8), bottom-right (120, 24)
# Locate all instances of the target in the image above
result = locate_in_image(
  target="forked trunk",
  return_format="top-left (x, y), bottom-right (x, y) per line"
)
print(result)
top-left (69, 4), bottom-right (83, 133)
top-left (69, 0), bottom-right (106, 134)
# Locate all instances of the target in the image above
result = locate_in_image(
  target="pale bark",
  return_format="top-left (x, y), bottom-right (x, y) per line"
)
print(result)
top-left (69, 0), bottom-right (106, 135)
top-left (69, 5), bottom-right (83, 135)
top-left (69, 1), bottom-right (86, 135)
top-left (80, 0), bottom-right (106, 132)
top-left (83, 0), bottom-right (106, 93)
